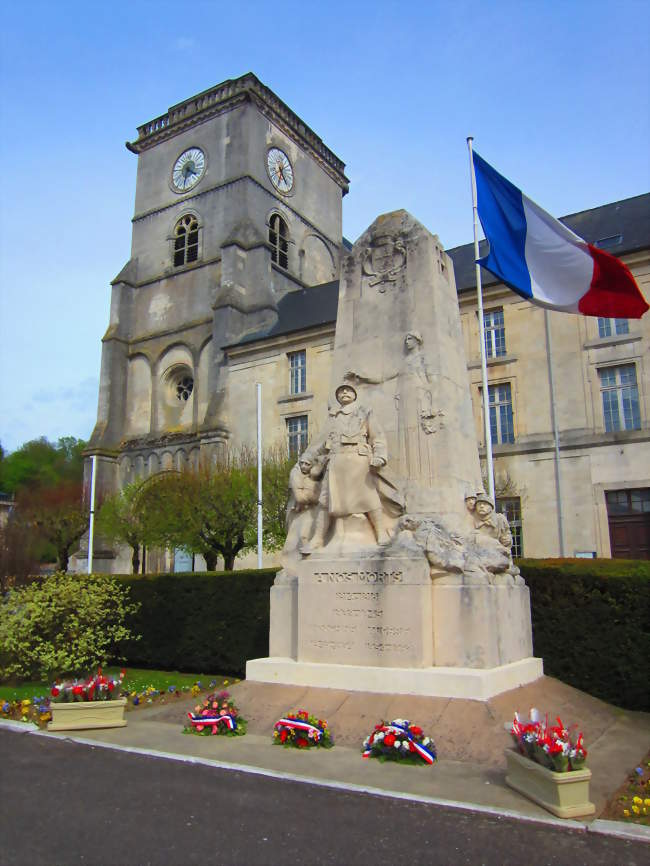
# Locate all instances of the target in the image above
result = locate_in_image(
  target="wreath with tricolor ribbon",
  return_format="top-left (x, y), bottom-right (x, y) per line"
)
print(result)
top-left (184, 691), bottom-right (247, 736)
top-left (273, 710), bottom-right (334, 748)
top-left (362, 719), bottom-right (436, 764)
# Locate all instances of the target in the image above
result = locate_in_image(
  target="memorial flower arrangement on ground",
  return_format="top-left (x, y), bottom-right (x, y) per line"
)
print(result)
top-left (362, 719), bottom-right (437, 765)
top-left (273, 710), bottom-right (334, 749)
top-left (184, 691), bottom-right (247, 736)
top-left (50, 668), bottom-right (126, 702)
top-left (510, 711), bottom-right (587, 772)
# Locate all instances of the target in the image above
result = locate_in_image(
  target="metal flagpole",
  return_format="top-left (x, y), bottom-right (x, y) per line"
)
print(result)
top-left (543, 310), bottom-right (566, 556)
top-left (256, 383), bottom-right (263, 568)
top-left (467, 137), bottom-right (495, 502)
top-left (87, 454), bottom-right (97, 574)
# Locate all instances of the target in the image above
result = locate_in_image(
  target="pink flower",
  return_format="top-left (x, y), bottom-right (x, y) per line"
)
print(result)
top-left (219, 709), bottom-right (227, 716)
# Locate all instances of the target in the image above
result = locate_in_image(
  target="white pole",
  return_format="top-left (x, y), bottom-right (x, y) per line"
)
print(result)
top-left (256, 383), bottom-right (263, 569)
top-left (467, 137), bottom-right (495, 502)
top-left (87, 454), bottom-right (97, 574)
top-left (544, 310), bottom-right (566, 556)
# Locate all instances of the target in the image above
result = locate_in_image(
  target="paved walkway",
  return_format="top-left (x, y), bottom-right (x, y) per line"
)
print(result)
top-left (3, 681), bottom-right (649, 845)
top-left (2, 728), bottom-right (649, 866)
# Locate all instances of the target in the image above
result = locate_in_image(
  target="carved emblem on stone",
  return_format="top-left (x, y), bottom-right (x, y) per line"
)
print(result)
top-left (362, 234), bottom-right (406, 291)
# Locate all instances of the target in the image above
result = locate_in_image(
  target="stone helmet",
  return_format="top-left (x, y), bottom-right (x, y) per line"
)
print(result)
top-left (335, 382), bottom-right (357, 401)
top-left (475, 492), bottom-right (495, 509)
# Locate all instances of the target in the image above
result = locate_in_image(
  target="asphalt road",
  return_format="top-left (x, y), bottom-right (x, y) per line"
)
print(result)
top-left (1, 730), bottom-right (646, 866)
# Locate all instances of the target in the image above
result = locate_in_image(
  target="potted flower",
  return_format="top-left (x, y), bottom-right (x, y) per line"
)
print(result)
top-left (362, 719), bottom-right (436, 765)
top-left (184, 691), bottom-right (247, 736)
top-left (48, 669), bottom-right (127, 731)
top-left (505, 710), bottom-right (595, 818)
top-left (273, 710), bottom-right (334, 749)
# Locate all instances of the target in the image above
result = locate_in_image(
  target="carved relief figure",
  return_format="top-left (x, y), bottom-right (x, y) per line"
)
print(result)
top-left (472, 492), bottom-right (513, 551)
top-left (362, 233), bottom-right (406, 291)
top-left (464, 492), bottom-right (478, 515)
top-left (285, 457), bottom-right (323, 552)
top-left (301, 383), bottom-right (403, 552)
top-left (346, 331), bottom-right (443, 484)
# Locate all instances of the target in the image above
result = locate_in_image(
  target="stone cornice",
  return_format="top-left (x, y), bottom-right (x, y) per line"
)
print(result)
top-left (479, 427), bottom-right (650, 457)
top-left (127, 316), bottom-right (213, 348)
top-left (224, 322), bottom-right (335, 356)
top-left (126, 73), bottom-right (349, 193)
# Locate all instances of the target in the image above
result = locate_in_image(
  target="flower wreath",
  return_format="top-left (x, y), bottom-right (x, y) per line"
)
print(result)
top-left (273, 710), bottom-right (334, 749)
top-left (362, 719), bottom-right (437, 765)
top-left (184, 691), bottom-right (247, 736)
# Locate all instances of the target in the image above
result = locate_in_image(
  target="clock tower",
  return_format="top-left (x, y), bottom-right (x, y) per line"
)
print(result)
top-left (86, 73), bottom-right (349, 568)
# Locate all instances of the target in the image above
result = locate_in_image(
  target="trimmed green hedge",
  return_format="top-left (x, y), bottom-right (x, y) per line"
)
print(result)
top-left (518, 558), bottom-right (650, 712)
top-left (115, 569), bottom-right (278, 677)
top-left (114, 559), bottom-right (650, 712)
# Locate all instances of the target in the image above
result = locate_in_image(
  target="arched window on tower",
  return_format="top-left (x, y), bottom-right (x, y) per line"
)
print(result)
top-left (173, 215), bottom-right (199, 267)
top-left (269, 214), bottom-right (289, 270)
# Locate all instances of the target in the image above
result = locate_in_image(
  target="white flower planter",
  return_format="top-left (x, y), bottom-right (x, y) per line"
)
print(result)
top-left (505, 749), bottom-right (595, 818)
top-left (47, 698), bottom-right (127, 732)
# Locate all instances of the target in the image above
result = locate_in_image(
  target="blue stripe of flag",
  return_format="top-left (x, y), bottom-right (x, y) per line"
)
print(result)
top-left (473, 152), bottom-right (533, 299)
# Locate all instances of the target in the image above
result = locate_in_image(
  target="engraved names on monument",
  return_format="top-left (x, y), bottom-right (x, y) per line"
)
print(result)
top-left (296, 556), bottom-right (432, 667)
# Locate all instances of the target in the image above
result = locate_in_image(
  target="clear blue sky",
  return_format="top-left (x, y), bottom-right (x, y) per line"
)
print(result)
top-left (1, 0), bottom-right (648, 454)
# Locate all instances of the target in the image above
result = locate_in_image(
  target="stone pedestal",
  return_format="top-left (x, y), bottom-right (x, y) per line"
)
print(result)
top-left (432, 585), bottom-right (533, 668)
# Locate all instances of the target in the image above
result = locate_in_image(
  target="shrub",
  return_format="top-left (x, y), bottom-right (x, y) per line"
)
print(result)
top-left (116, 570), bottom-right (278, 676)
top-left (519, 558), bottom-right (650, 712)
top-left (0, 572), bottom-right (140, 682)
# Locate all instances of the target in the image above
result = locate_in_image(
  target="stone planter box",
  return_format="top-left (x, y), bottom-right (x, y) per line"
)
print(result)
top-left (505, 749), bottom-right (595, 818)
top-left (47, 698), bottom-right (127, 732)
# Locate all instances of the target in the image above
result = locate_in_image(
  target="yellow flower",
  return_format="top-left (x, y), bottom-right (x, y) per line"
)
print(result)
top-left (21, 699), bottom-right (31, 706)
top-left (633, 796), bottom-right (643, 804)
top-left (644, 799), bottom-right (650, 807)
top-left (632, 805), bottom-right (640, 815)
top-left (623, 809), bottom-right (630, 817)
top-left (223, 680), bottom-right (229, 686)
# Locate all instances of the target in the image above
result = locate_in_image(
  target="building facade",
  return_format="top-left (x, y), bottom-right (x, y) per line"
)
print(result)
top-left (77, 74), bottom-right (650, 572)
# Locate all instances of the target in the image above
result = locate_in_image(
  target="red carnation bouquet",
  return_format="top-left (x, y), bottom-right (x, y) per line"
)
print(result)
top-left (273, 710), bottom-right (334, 749)
top-left (50, 668), bottom-right (126, 703)
top-left (510, 711), bottom-right (587, 772)
top-left (184, 691), bottom-right (247, 737)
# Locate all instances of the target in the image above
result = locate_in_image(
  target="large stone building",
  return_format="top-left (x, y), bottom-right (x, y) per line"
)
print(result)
top-left (78, 73), bottom-right (650, 572)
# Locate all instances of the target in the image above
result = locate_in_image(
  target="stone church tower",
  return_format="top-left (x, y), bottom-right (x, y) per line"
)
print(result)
top-left (84, 73), bottom-right (348, 571)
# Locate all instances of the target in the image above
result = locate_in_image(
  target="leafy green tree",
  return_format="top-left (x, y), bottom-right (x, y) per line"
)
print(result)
top-left (0, 436), bottom-right (86, 494)
top-left (261, 448), bottom-right (293, 550)
top-left (17, 482), bottom-right (87, 573)
top-left (137, 449), bottom-right (292, 571)
top-left (97, 482), bottom-right (148, 574)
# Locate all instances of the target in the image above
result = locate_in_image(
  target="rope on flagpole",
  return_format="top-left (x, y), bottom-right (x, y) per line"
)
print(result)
top-left (467, 137), bottom-right (495, 503)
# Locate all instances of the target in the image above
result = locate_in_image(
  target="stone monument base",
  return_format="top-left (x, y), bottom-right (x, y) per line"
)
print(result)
top-left (245, 656), bottom-right (543, 701)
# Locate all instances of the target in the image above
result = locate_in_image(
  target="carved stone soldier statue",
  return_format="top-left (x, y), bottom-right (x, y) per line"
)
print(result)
top-left (300, 383), bottom-right (402, 551)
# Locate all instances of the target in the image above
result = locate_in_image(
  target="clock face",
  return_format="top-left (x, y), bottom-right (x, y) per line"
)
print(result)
top-left (267, 147), bottom-right (294, 193)
top-left (172, 148), bottom-right (206, 192)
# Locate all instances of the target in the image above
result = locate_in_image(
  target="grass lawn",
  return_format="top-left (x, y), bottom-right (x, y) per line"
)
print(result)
top-left (0, 668), bottom-right (232, 703)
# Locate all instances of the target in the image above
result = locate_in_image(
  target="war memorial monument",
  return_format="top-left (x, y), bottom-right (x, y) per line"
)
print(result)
top-left (247, 210), bottom-right (543, 699)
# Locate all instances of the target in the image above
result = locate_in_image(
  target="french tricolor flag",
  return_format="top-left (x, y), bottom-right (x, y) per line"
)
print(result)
top-left (473, 152), bottom-right (649, 318)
